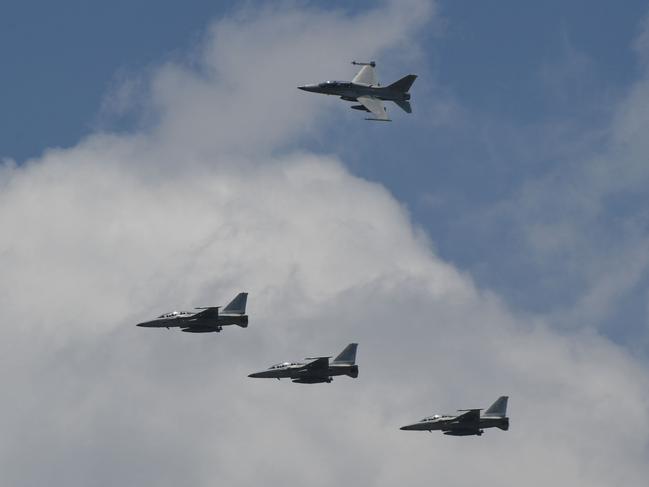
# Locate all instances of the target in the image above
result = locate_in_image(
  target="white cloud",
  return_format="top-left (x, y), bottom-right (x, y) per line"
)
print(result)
top-left (1, 2), bottom-right (648, 486)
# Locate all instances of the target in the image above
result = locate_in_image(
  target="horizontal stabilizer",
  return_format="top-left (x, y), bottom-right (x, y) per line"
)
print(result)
top-left (393, 99), bottom-right (412, 114)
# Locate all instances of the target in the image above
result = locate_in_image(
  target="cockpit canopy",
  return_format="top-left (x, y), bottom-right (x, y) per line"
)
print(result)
top-left (421, 414), bottom-right (442, 422)
top-left (269, 362), bottom-right (300, 369)
top-left (319, 81), bottom-right (348, 87)
top-left (158, 310), bottom-right (192, 319)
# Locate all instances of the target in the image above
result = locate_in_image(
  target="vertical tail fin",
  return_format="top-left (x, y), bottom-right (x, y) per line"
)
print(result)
top-left (222, 292), bottom-right (248, 314)
top-left (333, 343), bottom-right (358, 364)
top-left (484, 396), bottom-right (508, 417)
top-left (387, 74), bottom-right (417, 93)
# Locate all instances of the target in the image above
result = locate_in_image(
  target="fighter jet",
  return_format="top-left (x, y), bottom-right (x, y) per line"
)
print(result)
top-left (400, 396), bottom-right (509, 436)
top-left (298, 61), bottom-right (416, 121)
top-left (136, 292), bottom-right (248, 333)
top-left (248, 343), bottom-right (358, 383)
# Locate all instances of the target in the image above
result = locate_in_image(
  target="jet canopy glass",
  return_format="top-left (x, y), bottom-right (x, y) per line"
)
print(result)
top-left (158, 311), bottom-right (192, 318)
top-left (421, 415), bottom-right (443, 422)
top-left (269, 362), bottom-right (299, 369)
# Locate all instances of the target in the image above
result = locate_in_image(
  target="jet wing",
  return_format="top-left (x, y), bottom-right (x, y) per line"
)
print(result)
top-left (454, 409), bottom-right (481, 426)
top-left (190, 307), bottom-right (220, 319)
top-left (357, 96), bottom-right (389, 121)
top-left (352, 65), bottom-right (377, 86)
top-left (303, 357), bottom-right (330, 371)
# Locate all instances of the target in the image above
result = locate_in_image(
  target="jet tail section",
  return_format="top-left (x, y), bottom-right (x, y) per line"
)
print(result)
top-left (387, 74), bottom-right (417, 93)
top-left (393, 99), bottom-right (412, 113)
top-left (346, 365), bottom-right (359, 378)
top-left (333, 343), bottom-right (358, 364)
top-left (223, 292), bottom-right (248, 314)
top-left (484, 396), bottom-right (508, 417)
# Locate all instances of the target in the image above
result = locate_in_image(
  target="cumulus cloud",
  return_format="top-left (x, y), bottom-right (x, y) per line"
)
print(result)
top-left (0, 2), bottom-right (648, 486)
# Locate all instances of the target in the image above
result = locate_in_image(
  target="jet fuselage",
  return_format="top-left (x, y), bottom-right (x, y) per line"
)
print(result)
top-left (400, 396), bottom-right (510, 436)
top-left (248, 362), bottom-right (358, 383)
top-left (399, 415), bottom-right (509, 435)
top-left (298, 81), bottom-right (411, 103)
top-left (136, 292), bottom-right (248, 333)
top-left (136, 312), bottom-right (248, 330)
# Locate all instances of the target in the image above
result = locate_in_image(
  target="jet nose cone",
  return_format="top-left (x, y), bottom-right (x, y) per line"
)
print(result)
top-left (298, 84), bottom-right (317, 92)
top-left (136, 320), bottom-right (157, 327)
top-left (248, 372), bottom-right (262, 378)
top-left (400, 424), bottom-right (416, 431)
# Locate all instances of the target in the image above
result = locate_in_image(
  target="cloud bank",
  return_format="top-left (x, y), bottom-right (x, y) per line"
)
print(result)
top-left (1, 2), bottom-right (647, 486)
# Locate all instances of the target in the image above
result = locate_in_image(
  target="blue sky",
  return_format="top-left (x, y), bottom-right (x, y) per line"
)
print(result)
top-left (2, 2), bottom-right (649, 484)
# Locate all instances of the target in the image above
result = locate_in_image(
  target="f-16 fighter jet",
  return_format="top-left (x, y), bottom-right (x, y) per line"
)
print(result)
top-left (248, 343), bottom-right (358, 383)
top-left (136, 292), bottom-right (248, 333)
top-left (400, 396), bottom-right (509, 436)
top-left (298, 61), bottom-right (416, 121)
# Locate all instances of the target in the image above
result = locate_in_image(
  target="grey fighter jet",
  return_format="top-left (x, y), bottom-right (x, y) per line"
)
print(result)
top-left (400, 396), bottom-right (509, 436)
top-left (136, 292), bottom-right (248, 333)
top-left (248, 343), bottom-right (358, 383)
top-left (298, 61), bottom-right (416, 121)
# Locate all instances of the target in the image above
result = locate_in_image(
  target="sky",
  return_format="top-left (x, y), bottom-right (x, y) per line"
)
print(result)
top-left (1, 1), bottom-right (649, 486)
